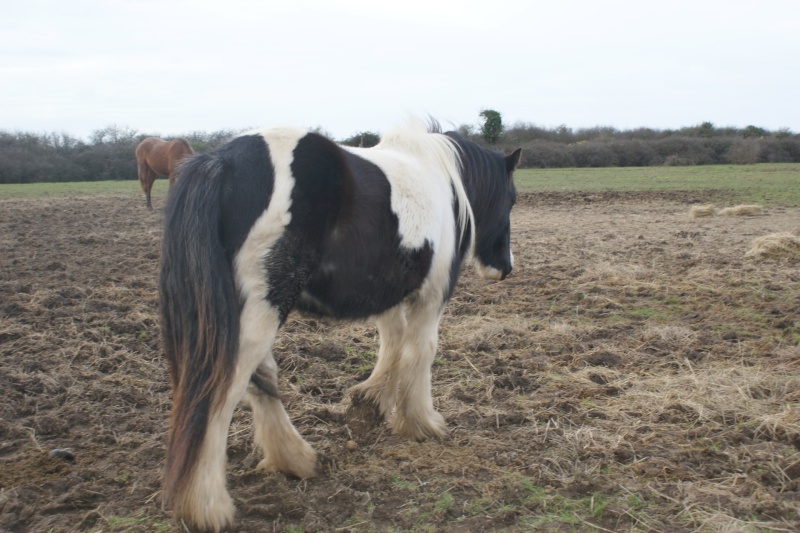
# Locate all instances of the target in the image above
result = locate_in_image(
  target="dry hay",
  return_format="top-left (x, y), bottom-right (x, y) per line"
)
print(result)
top-left (689, 204), bottom-right (716, 218)
top-left (718, 204), bottom-right (764, 216)
top-left (745, 231), bottom-right (800, 262)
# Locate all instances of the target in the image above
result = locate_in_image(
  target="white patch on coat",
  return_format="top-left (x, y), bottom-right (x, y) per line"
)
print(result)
top-left (343, 119), bottom-right (475, 312)
top-left (475, 249), bottom-right (513, 280)
top-left (233, 128), bottom-right (305, 303)
top-left (233, 126), bottom-right (317, 483)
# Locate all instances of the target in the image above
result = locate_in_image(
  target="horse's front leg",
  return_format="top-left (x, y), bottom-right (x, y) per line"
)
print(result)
top-left (347, 306), bottom-right (407, 432)
top-left (391, 300), bottom-right (447, 440)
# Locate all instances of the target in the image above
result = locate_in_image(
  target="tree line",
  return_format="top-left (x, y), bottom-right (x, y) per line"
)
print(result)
top-left (1, 116), bottom-right (798, 184)
top-left (463, 112), bottom-right (800, 168)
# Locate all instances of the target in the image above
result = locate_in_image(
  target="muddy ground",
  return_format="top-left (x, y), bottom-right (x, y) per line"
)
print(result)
top-left (1, 191), bottom-right (798, 532)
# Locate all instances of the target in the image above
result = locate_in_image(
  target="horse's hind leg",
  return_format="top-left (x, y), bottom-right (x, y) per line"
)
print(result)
top-left (247, 359), bottom-right (316, 479)
top-left (392, 300), bottom-right (447, 440)
top-left (139, 164), bottom-right (156, 210)
top-left (347, 306), bottom-right (407, 432)
top-left (172, 298), bottom-right (284, 531)
top-left (173, 385), bottom-right (238, 531)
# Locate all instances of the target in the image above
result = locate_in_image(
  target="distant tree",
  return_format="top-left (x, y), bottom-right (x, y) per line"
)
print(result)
top-left (479, 109), bottom-right (503, 144)
top-left (456, 124), bottom-right (477, 140)
top-left (341, 131), bottom-right (380, 148)
top-left (182, 130), bottom-right (237, 153)
top-left (698, 122), bottom-right (716, 137)
top-left (742, 125), bottom-right (768, 138)
top-left (90, 124), bottom-right (139, 145)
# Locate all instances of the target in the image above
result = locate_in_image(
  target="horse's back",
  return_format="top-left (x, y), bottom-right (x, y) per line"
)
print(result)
top-left (135, 137), bottom-right (161, 159)
top-left (136, 137), bottom-right (192, 176)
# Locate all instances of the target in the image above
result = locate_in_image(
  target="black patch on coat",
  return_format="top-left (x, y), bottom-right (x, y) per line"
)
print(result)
top-left (263, 133), bottom-right (350, 323)
top-left (217, 134), bottom-right (275, 261)
top-left (294, 149), bottom-right (434, 319)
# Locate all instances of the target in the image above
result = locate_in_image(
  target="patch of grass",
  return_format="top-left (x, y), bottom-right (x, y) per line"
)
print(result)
top-left (434, 492), bottom-right (455, 511)
top-left (463, 497), bottom-right (494, 516)
top-left (388, 474), bottom-right (418, 492)
top-left (5, 164), bottom-right (800, 206)
top-left (91, 514), bottom-right (171, 532)
top-left (492, 474), bottom-right (656, 530)
top-left (514, 163), bottom-right (800, 206)
top-left (628, 306), bottom-right (669, 320)
top-left (0, 179), bottom-right (168, 200)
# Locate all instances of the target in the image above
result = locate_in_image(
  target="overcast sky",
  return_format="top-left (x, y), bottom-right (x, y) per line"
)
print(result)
top-left (2, 0), bottom-right (798, 140)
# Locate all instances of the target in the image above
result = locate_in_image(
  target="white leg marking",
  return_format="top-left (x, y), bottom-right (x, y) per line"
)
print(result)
top-left (392, 301), bottom-right (447, 440)
top-left (249, 388), bottom-right (317, 479)
top-left (171, 400), bottom-right (236, 532)
top-left (173, 296), bottom-right (281, 531)
top-left (349, 305), bottom-right (407, 417)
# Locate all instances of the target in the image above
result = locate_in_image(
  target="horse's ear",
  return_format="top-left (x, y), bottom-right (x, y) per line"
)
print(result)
top-left (506, 148), bottom-right (522, 175)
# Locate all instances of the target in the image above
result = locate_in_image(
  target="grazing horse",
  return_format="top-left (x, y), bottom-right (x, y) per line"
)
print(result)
top-left (159, 120), bottom-right (521, 531)
top-left (134, 137), bottom-right (194, 209)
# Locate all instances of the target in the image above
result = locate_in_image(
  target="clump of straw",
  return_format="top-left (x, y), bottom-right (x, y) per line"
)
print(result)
top-left (718, 204), bottom-right (763, 216)
top-left (745, 232), bottom-right (800, 262)
top-left (689, 205), bottom-right (716, 218)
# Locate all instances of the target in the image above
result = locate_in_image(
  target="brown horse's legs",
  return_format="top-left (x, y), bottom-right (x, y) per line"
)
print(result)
top-left (139, 166), bottom-right (156, 210)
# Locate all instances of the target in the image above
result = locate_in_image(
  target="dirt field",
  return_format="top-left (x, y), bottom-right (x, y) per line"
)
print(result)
top-left (1, 191), bottom-right (798, 532)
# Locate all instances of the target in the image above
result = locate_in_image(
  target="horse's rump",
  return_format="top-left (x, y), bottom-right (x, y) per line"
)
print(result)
top-left (136, 137), bottom-right (193, 177)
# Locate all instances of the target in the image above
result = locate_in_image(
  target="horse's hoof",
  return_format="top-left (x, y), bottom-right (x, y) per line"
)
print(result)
top-left (346, 391), bottom-right (383, 436)
top-left (392, 410), bottom-right (448, 441)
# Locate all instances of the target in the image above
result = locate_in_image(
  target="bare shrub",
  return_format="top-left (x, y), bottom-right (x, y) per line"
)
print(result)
top-left (726, 138), bottom-right (763, 164)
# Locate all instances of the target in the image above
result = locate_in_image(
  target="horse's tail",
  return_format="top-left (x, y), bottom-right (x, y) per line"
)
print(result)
top-left (134, 143), bottom-right (146, 189)
top-left (175, 137), bottom-right (195, 155)
top-left (158, 151), bottom-right (242, 506)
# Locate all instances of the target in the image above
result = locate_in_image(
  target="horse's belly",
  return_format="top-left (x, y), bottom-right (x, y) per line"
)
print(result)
top-left (296, 240), bottom-right (434, 319)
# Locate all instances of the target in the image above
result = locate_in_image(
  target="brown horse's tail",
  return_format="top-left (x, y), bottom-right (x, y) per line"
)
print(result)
top-left (176, 137), bottom-right (194, 155)
top-left (136, 161), bottom-right (147, 191)
top-left (158, 153), bottom-right (240, 506)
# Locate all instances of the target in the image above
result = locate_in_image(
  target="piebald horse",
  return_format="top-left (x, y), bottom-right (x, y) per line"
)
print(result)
top-left (159, 120), bottom-right (521, 531)
top-left (134, 137), bottom-right (194, 209)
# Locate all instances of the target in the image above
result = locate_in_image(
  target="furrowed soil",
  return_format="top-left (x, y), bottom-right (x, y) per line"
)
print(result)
top-left (1, 191), bottom-right (798, 532)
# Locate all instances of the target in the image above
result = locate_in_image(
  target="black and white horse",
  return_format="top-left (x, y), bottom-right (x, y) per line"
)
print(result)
top-left (159, 119), bottom-right (521, 531)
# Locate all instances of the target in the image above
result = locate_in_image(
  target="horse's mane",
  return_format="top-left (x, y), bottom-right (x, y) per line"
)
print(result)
top-left (377, 118), bottom-right (474, 254)
top-left (442, 131), bottom-right (513, 229)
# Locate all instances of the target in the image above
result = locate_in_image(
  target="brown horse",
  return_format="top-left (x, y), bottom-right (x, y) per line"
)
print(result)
top-left (135, 137), bottom-right (194, 209)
